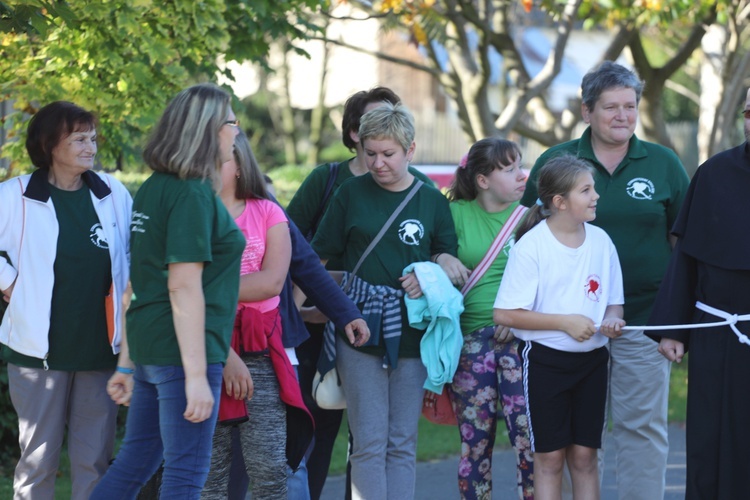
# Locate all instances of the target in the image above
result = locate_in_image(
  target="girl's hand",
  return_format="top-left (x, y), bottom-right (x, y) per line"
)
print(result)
top-left (600, 318), bottom-right (626, 339)
top-left (435, 254), bottom-right (470, 288)
top-left (183, 376), bottom-right (214, 423)
top-left (399, 272), bottom-right (423, 299)
top-left (223, 349), bottom-right (254, 400)
top-left (561, 314), bottom-right (597, 342)
top-left (493, 325), bottom-right (515, 343)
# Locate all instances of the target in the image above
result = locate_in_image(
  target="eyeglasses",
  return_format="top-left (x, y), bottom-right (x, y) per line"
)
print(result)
top-left (741, 110), bottom-right (750, 119)
top-left (223, 119), bottom-right (240, 127)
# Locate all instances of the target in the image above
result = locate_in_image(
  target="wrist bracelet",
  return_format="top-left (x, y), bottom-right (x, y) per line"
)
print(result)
top-left (432, 253), bottom-right (443, 263)
top-left (116, 366), bottom-right (135, 375)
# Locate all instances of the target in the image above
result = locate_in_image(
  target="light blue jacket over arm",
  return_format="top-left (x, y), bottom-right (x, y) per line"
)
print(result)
top-left (403, 261), bottom-right (464, 394)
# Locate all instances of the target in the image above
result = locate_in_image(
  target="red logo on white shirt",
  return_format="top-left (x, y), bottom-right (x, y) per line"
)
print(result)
top-left (585, 275), bottom-right (602, 302)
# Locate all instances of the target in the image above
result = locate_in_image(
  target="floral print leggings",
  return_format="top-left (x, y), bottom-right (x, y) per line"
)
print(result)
top-left (449, 326), bottom-right (534, 500)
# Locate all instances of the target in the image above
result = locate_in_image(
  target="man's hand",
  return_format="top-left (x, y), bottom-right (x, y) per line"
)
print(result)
top-left (658, 338), bottom-right (685, 363)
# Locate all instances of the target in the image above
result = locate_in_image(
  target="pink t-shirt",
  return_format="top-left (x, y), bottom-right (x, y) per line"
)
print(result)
top-left (235, 198), bottom-right (288, 313)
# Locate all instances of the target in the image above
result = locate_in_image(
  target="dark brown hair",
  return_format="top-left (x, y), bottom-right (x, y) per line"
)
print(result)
top-left (341, 87), bottom-right (400, 150)
top-left (233, 130), bottom-right (269, 200)
top-left (447, 137), bottom-right (522, 201)
top-left (25, 101), bottom-right (97, 170)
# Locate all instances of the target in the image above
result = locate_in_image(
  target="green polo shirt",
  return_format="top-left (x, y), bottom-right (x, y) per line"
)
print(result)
top-left (520, 128), bottom-right (689, 324)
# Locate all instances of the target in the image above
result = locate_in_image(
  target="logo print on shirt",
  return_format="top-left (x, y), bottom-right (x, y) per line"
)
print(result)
top-left (90, 223), bottom-right (109, 249)
top-left (398, 219), bottom-right (424, 246)
top-left (131, 211), bottom-right (150, 233)
top-left (584, 274), bottom-right (602, 302)
top-left (626, 177), bottom-right (655, 200)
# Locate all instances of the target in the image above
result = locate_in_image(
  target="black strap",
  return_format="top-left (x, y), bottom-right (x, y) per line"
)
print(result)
top-left (344, 180), bottom-right (424, 293)
top-left (305, 162), bottom-right (339, 242)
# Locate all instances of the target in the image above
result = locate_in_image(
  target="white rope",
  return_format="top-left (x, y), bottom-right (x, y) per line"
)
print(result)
top-left (596, 301), bottom-right (750, 346)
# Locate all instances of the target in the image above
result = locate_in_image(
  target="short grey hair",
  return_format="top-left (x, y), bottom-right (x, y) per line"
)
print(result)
top-left (143, 84), bottom-right (231, 185)
top-left (581, 61), bottom-right (643, 111)
top-left (358, 102), bottom-right (416, 152)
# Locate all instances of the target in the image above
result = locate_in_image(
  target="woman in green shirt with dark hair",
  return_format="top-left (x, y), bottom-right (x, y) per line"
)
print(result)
top-left (92, 84), bottom-right (246, 500)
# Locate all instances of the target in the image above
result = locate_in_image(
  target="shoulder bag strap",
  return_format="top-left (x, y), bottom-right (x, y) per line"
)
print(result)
top-left (344, 180), bottom-right (424, 293)
top-left (460, 204), bottom-right (528, 296)
top-left (306, 162), bottom-right (340, 241)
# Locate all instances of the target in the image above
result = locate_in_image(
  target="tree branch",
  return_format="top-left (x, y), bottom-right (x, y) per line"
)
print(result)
top-left (311, 35), bottom-right (440, 76)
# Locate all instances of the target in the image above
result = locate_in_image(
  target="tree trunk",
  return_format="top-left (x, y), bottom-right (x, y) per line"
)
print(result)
top-left (307, 15), bottom-right (331, 167)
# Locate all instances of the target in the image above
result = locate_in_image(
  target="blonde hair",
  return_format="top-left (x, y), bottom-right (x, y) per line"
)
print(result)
top-left (358, 102), bottom-right (415, 152)
top-left (143, 84), bottom-right (231, 186)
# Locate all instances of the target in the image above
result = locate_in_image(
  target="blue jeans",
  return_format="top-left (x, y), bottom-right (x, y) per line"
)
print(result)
top-left (91, 364), bottom-right (223, 500)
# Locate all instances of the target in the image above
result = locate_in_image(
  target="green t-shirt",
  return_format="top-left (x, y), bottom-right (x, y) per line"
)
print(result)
top-left (2, 183), bottom-right (115, 370)
top-left (127, 172), bottom-right (245, 366)
top-left (286, 158), bottom-right (434, 237)
top-left (312, 174), bottom-right (457, 358)
top-left (451, 199), bottom-right (521, 335)
top-left (520, 128), bottom-right (689, 324)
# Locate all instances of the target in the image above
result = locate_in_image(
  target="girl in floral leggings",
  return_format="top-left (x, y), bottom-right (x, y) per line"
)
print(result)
top-left (447, 138), bottom-right (533, 499)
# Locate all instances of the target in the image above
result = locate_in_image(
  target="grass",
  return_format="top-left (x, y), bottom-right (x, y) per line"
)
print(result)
top-left (0, 358), bottom-right (688, 496)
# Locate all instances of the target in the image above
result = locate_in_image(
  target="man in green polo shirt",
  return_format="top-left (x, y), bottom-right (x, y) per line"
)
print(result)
top-left (521, 61), bottom-right (689, 500)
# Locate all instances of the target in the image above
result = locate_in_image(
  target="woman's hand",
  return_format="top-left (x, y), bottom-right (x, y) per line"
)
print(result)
top-left (344, 318), bottom-right (371, 347)
top-left (183, 375), bottom-right (215, 423)
top-left (561, 314), bottom-right (597, 342)
top-left (493, 325), bottom-right (515, 343)
top-left (223, 349), bottom-right (254, 400)
top-left (106, 371), bottom-right (134, 406)
top-left (435, 254), bottom-right (470, 288)
top-left (399, 272), bottom-right (423, 299)
top-left (600, 318), bottom-right (626, 339)
top-left (658, 338), bottom-right (685, 363)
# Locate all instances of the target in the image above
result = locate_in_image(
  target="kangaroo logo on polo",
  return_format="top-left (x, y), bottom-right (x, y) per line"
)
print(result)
top-left (90, 223), bottom-right (108, 249)
top-left (626, 177), bottom-right (655, 200)
top-left (398, 219), bottom-right (424, 246)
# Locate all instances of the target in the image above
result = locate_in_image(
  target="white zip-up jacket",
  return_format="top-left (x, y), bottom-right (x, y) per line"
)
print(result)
top-left (0, 169), bottom-right (132, 362)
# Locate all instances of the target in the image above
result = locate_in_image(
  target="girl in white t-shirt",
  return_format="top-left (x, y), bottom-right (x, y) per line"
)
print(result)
top-left (493, 154), bottom-right (625, 500)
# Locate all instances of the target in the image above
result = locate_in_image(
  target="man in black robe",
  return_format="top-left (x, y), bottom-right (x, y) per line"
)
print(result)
top-left (648, 88), bottom-right (750, 499)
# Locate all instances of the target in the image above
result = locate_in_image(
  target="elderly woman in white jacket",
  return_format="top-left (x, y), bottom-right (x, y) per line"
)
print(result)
top-left (0, 101), bottom-right (132, 500)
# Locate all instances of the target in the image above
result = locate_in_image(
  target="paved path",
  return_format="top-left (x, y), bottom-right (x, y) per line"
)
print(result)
top-left (321, 423), bottom-right (686, 499)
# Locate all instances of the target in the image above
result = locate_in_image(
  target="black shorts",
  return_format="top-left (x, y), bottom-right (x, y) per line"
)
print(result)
top-left (520, 341), bottom-right (608, 453)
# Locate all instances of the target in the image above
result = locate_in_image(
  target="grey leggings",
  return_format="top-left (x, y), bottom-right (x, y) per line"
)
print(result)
top-left (202, 355), bottom-right (287, 499)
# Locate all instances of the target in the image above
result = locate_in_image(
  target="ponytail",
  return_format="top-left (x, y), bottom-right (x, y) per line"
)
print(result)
top-left (447, 137), bottom-right (522, 202)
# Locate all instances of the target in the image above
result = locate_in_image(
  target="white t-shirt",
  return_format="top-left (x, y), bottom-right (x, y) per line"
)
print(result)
top-left (494, 220), bottom-right (624, 352)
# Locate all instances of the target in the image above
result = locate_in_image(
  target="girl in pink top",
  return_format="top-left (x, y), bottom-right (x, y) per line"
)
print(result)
top-left (202, 132), bottom-right (312, 499)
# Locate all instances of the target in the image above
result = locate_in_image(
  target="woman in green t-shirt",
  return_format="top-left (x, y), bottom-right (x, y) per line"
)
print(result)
top-left (311, 102), bottom-right (462, 500)
top-left (447, 138), bottom-right (533, 499)
top-left (91, 84), bottom-right (246, 499)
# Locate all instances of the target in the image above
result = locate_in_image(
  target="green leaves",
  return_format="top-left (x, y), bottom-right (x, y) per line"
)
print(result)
top-left (0, 0), bottom-right (322, 178)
